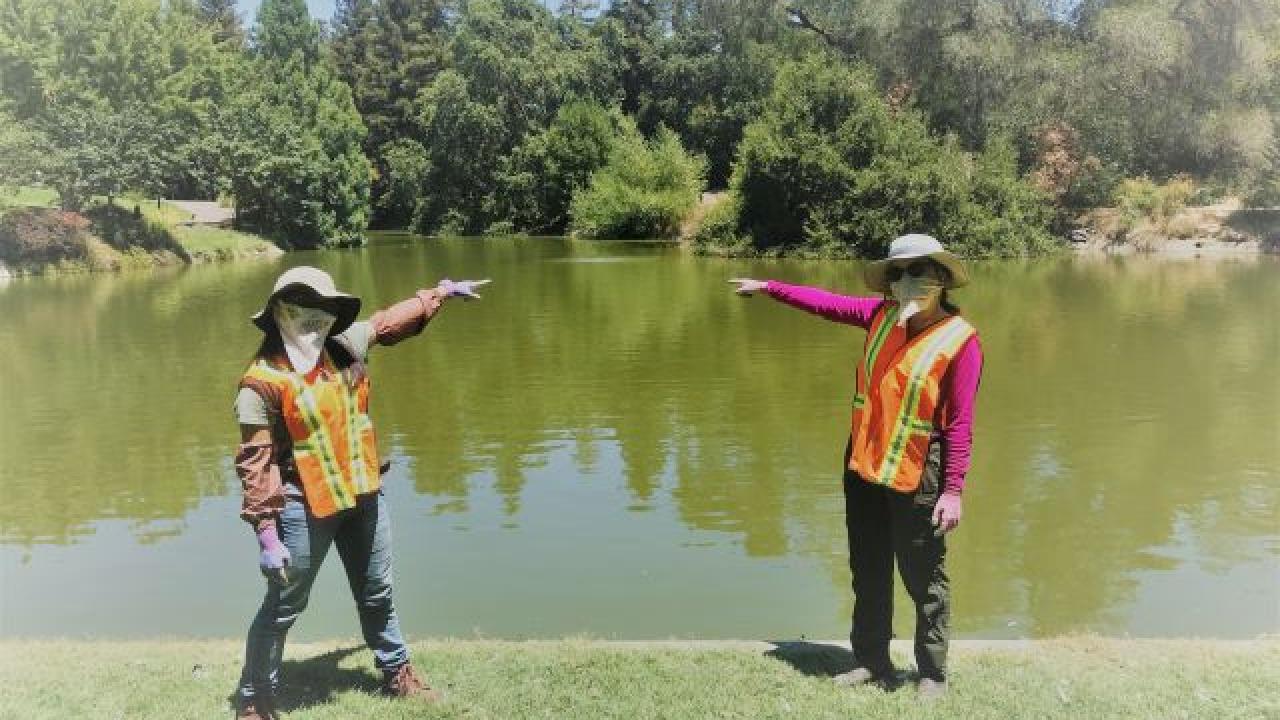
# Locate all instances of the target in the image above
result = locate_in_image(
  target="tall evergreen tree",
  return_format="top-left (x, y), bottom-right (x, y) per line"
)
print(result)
top-left (331, 0), bottom-right (452, 226)
top-left (198, 0), bottom-right (244, 46)
top-left (253, 0), bottom-right (320, 65)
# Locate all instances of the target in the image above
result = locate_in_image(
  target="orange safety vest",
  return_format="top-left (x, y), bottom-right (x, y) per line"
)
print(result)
top-left (849, 302), bottom-right (976, 493)
top-left (241, 342), bottom-right (380, 517)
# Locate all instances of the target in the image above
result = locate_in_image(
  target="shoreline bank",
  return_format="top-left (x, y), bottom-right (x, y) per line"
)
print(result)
top-left (0, 194), bottom-right (283, 279)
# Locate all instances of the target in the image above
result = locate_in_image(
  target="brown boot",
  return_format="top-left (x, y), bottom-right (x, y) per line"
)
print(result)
top-left (234, 696), bottom-right (277, 720)
top-left (382, 663), bottom-right (442, 702)
top-left (834, 664), bottom-right (902, 690)
top-left (917, 677), bottom-right (948, 700)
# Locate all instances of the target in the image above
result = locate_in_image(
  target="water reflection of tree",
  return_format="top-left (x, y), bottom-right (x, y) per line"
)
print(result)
top-left (3, 245), bottom-right (1276, 638)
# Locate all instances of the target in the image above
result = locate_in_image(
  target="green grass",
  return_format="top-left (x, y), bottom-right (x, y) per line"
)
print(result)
top-left (119, 193), bottom-right (195, 226)
top-left (172, 225), bottom-right (279, 262)
top-left (0, 185), bottom-right (58, 209)
top-left (0, 638), bottom-right (1274, 719)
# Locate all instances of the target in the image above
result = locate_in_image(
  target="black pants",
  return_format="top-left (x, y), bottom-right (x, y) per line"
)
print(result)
top-left (843, 442), bottom-right (949, 681)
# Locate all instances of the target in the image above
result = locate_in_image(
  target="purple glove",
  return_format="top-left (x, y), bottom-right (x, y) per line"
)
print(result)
top-left (257, 524), bottom-right (291, 583)
top-left (436, 278), bottom-right (491, 300)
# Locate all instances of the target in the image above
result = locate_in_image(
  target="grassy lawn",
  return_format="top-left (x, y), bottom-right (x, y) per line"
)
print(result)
top-left (172, 225), bottom-right (279, 262)
top-left (0, 185), bottom-right (58, 209)
top-left (0, 638), bottom-right (1274, 719)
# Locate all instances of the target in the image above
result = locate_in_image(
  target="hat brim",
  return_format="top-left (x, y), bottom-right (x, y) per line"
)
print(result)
top-left (863, 251), bottom-right (970, 293)
top-left (251, 285), bottom-right (361, 336)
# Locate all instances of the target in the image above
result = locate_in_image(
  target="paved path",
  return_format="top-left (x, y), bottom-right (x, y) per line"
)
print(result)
top-left (169, 200), bottom-right (234, 225)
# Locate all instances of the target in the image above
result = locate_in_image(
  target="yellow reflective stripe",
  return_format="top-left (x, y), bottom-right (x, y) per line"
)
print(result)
top-left (875, 318), bottom-right (974, 485)
top-left (341, 376), bottom-right (372, 495)
top-left (861, 304), bottom-right (899, 384)
top-left (855, 303), bottom-right (899, 404)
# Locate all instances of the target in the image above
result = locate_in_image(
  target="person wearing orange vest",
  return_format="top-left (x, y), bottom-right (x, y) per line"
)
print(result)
top-left (730, 234), bottom-right (982, 699)
top-left (232, 266), bottom-right (489, 720)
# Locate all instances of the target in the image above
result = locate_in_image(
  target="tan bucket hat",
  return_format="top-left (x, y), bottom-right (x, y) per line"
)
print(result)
top-left (251, 266), bottom-right (361, 335)
top-left (863, 233), bottom-right (970, 293)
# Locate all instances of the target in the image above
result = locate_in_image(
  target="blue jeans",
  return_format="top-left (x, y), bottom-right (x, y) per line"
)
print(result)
top-left (238, 489), bottom-right (408, 699)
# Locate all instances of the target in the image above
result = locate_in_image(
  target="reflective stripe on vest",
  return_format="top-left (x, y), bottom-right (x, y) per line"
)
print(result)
top-left (849, 302), bottom-right (975, 493)
top-left (243, 352), bottom-right (380, 517)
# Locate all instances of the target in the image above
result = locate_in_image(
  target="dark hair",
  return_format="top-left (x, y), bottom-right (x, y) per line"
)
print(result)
top-left (932, 261), bottom-right (961, 314)
top-left (253, 328), bottom-right (284, 363)
top-left (941, 289), bottom-right (960, 315)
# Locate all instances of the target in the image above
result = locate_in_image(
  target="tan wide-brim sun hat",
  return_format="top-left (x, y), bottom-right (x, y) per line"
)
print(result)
top-left (251, 265), bottom-right (361, 335)
top-left (863, 233), bottom-right (970, 294)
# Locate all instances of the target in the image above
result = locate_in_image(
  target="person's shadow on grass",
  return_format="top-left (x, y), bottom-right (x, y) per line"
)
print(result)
top-left (765, 640), bottom-right (910, 691)
top-left (226, 645), bottom-right (383, 715)
top-left (765, 640), bottom-right (859, 677)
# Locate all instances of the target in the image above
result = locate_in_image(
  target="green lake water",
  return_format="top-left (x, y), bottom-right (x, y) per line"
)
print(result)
top-left (1, 236), bottom-right (1276, 640)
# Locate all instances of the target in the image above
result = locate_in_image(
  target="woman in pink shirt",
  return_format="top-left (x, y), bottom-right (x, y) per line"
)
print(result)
top-left (730, 234), bottom-right (982, 699)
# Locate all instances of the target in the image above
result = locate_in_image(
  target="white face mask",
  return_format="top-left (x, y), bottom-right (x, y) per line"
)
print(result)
top-left (273, 301), bottom-right (336, 373)
top-left (890, 276), bottom-right (942, 327)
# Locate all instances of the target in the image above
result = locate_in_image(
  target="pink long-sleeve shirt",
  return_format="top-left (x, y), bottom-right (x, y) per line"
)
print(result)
top-left (764, 281), bottom-right (983, 495)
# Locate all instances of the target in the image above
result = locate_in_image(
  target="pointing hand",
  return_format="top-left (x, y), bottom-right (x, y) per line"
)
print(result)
top-left (437, 278), bottom-right (491, 300)
top-left (728, 278), bottom-right (768, 296)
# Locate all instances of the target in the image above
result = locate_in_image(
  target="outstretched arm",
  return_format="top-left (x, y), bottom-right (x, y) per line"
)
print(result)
top-left (368, 288), bottom-right (446, 347)
top-left (366, 278), bottom-right (490, 348)
top-left (729, 278), bottom-right (884, 329)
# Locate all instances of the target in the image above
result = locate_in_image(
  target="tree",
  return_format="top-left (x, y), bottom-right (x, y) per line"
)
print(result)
top-left (0, 112), bottom-right (55, 191)
top-left (410, 0), bottom-right (612, 233)
top-left (199, 0), bottom-right (244, 45)
top-left (725, 55), bottom-right (1054, 257)
top-left (596, 0), bottom-right (789, 188)
top-left (253, 0), bottom-right (320, 65)
top-left (331, 0), bottom-right (453, 226)
top-left (0, 0), bottom-right (238, 206)
top-left (226, 55), bottom-right (372, 247)
top-left (502, 101), bottom-right (626, 232)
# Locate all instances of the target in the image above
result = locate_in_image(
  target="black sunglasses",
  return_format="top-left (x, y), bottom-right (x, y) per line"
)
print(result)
top-left (884, 260), bottom-right (938, 283)
top-left (276, 287), bottom-right (335, 311)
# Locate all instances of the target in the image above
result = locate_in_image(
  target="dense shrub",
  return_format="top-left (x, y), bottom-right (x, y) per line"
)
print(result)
top-left (501, 101), bottom-right (626, 234)
top-left (718, 56), bottom-right (1055, 258)
top-left (0, 208), bottom-right (91, 268)
top-left (569, 124), bottom-right (705, 239)
top-left (689, 193), bottom-right (749, 253)
top-left (1113, 175), bottom-right (1196, 230)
